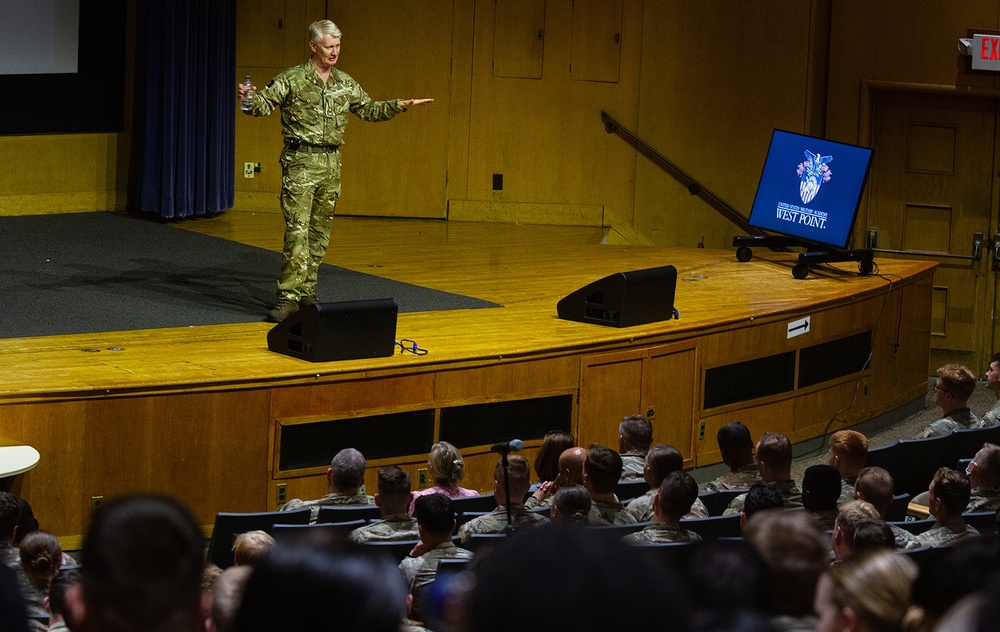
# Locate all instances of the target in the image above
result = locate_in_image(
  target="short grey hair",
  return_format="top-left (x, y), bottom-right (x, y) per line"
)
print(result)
top-left (330, 448), bottom-right (366, 491)
top-left (309, 20), bottom-right (341, 43)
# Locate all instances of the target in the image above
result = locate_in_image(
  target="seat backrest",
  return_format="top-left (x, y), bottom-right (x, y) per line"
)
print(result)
top-left (207, 507), bottom-right (312, 568)
top-left (616, 480), bottom-right (650, 502)
top-left (450, 493), bottom-right (497, 515)
top-left (585, 521), bottom-right (649, 543)
top-left (456, 510), bottom-right (490, 529)
top-left (885, 493), bottom-right (911, 522)
top-left (356, 539), bottom-right (421, 564)
top-left (698, 489), bottom-right (747, 516)
top-left (891, 435), bottom-right (952, 496)
top-left (316, 504), bottom-right (382, 523)
top-left (680, 513), bottom-right (742, 539)
top-left (963, 511), bottom-right (997, 535)
top-left (948, 425), bottom-right (1000, 466)
top-left (864, 440), bottom-right (900, 472)
top-left (271, 519), bottom-right (366, 546)
top-left (889, 517), bottom-right (936, 536)
top-left (466, 533), bottom-right (507, 554)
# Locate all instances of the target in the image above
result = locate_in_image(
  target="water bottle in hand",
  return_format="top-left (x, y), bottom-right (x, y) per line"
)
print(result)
top-left (240, 75), bottom-right (254, 113)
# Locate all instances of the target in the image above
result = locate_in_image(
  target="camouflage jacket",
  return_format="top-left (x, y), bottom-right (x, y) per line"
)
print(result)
top-left (702, 463), bottom-right (761, 492)
top-left (621, 521), bottom-right (701, 544)
top-left (619, 451), bottom-right (646, 481)
top-left (280, 490), bottom-right (374, 523)
top-left (914, 518), bottom-right (980, 547)
top-left (347, 513), bottom-right (419, 544)
top-left (967, 487), bottom-right (1000, 513)
top-left (588, 497), bottom-right (637, 526)
top-left (457, 504), bottom-right (550, 543)
top-left (918, 408), bottom-right (983, 438)
top-left (723, 479), bottom-right (803, 515)
top-left (626, 489), bottom-right (709, 523)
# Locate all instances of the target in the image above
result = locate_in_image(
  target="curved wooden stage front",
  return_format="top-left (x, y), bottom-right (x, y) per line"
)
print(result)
top-left (0, 213), bottom-right (935, 544)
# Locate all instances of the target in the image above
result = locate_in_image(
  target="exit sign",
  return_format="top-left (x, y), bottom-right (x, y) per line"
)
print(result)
top-left (973, 34), bottom-right (1000, 71)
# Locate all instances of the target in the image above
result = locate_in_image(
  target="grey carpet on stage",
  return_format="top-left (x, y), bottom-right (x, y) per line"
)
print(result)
top-left (0, 212), bottom-right (499, 338)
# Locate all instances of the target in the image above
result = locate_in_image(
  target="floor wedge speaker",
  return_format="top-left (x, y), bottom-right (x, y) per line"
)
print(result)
top-left (267, 298), bottom-right (397, 362)
top-left (557, 265), bottom-right (677, 327)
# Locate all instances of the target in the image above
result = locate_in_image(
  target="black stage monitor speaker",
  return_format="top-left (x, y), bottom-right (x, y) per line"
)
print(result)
top-left (267, 298), bottom-right (397, 362)
top-left (556, 265), bottom-right (677, 327)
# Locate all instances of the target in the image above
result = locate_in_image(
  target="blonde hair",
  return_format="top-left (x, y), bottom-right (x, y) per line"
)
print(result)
top-left (19, 529), bottom-right (62, 585)
top-left (232, 530), bottom-right (275, 567)
top-left (825, 550), bottom-right (923, 632)
top-left (428, 441), bottom-right (465, 485)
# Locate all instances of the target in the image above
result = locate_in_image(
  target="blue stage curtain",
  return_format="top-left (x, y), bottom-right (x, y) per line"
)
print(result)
top-left (132, 0), bottom-right (235, 218)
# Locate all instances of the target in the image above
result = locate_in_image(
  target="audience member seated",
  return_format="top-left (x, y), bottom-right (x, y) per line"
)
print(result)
top-left (802, 464), bottom-right (843, 530)
top-left (458, 455), bottom-right (550, 542)
top-left (915, 467), bottom-right (980, 547)
top-left (625, 444), bottom-right (708, 522)
top-left (349, 466), bottom-right (419, 544)
top-left (910, 537), bottom-right (1000, 632)
top-left (850, 520), bottom-right (895, 555)
top-left (744, 509), bottom-right (829, 632)
top-left (725, 432), bottom-right (803, 515)
top-left (461, 525), bottom-right (688, 632)
top-left (827, 430), bottom-right (868, 503)
top-left (853, 466), bottom-right (919, 549)
top-left (965, 442), bottom-right (1000, 513)
top-left (16, 530), bottom-right (62, 617)
top-left (550, 484), bottom-right (592, 525)
top-left (919, 364), bottom-right (982, 438)
top-left (0, 491), bottom-right (21, 567)
top-left (982, 352), bottom-right (1000, 426)
top-left (280, 448), bottom-right (374, 522)
top-left (200, 564), bottom-right (224, 632)
top-left (399, 494), bottom-right (473, 622)
top-left (813, 549), bottom-right (920, 632)
top-left (703, 422), bottom-right (761, 492)
top-left (409, 442), bottom-right (479, 514)
top-left (740, 481), bottom-right (785, 531)
top-left (231, 530), bottom-right (274, 566)
top-left (45, 568), bottom-right (81, 632)
top-left (582, 444), bottom-right (636, 525)
top-left (532, 430), bottom-right (575, 490)
top-left (618, 414), bottom-right (653, 481)
top-left (831, 499), bottom-right (880, 562)
top-left (210, 566), bottom-right (252, 632)
top-left (622, 471), bottom-right (702, 544)
top-left (236, 543), bottom-right (407, 632)
top-left (11, 498), bottom-right (75, 570)
top-left (525, 446), bottom-right (587, 509)
top-left (63, 494), bottom-right (205, 632)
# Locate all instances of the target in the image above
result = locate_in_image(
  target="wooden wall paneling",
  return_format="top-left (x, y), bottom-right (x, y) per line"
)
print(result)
top-left (432, 357), bottom-right (580, 406)
top-left (235, 0), bottom-right (285, 68)
top-left (570, 0), bottom-right (623, 83)
top-left (493, 0), bottom-right (547, 79)
top-left (643, 341), bottom-right (698, 466)
top-left (578, 348), bottom-right (646, 449)
top-left (446, 0), bottom-right (477, 205)
top-left (269, 374), bottom-right (437, 420)
top-left (789, 378), bottom-right (865, 443)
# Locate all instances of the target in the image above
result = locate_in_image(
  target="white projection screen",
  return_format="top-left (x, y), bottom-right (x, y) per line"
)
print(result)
top-left (0, 0), bottom-right (80, 75)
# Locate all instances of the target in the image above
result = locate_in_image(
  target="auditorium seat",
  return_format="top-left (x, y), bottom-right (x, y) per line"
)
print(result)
top-left (681, 513), bottom-right (742, 539)
top-left (863, 441), bottom-right (900, 473)
top-left (587, 521), bottom-right (649, 542)
top-left (456, 511), bottom-right (489, 529)
top-left (356, 539), bottom-right (421, 563)
top-left (963, 511), bottom-right (997, 535)
top-left (466, 533), bottom-right (507, 554)
top-left (616, 480), bottom-right (649, 502)
top-left (890, 517), bottom-right (936, 536)
top-left (207, 507), bottom-right (311, 568)
top-left (949, 425), bottom-right (1000, 466)
top-left (698, 489), bottom-right (746, 516)
top-left (316, 504), bottom-right (382, 523)
top-left (271, 519), bottom-right (366, 545)
top-left (886, 435), bottom-right (952, 496)
top-left (451, 493), bottom-right (497, 514)
top-left (629, 541), bottom-right (693, 570)
top-left (885, 493), bottom-right (911, 522)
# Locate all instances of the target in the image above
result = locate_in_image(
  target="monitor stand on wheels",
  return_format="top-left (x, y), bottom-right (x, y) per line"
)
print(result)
top-left (733, 235), bottom-right (875, 279)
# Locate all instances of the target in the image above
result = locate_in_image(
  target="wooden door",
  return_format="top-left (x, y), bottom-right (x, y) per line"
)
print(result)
top-left (865, 91), bottom-right (998, 373)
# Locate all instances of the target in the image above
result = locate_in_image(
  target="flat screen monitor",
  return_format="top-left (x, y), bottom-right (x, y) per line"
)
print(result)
top-left (747, 129), bottom-right (873, 249)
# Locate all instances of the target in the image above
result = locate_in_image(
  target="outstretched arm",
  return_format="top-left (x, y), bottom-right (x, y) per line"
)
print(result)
top-left (398, 98), bottom-right (434, 110)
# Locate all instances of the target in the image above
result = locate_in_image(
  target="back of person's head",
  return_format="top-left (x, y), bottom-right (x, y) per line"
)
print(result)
top-left (13, 497), bottom-right (39, 546)
top-left (931, 467), bottom-right (971, 517)
top-left (413, 493), bottom-right (455, 536)
top-left (854, 466), bottom-right (895, 516)
top-left (673, 540), bottom-right (773, 630)
top-left (557, 447), bottom-right (588, 485)
top-left (756, 432), bottom-right (792, 476)
top-left (330, 448), bottom-right (367, 492)
top-left (429, 441), bottom-right (465, 485)
top-left (19, 529), bottom-right (62, 584)
top-left (201, 564), bottom-right (223, 593)
top-left (211, 566), bottom-right (253, 632)
top-left (552, 484), bottom-right (591, 525)
top-left (232, 530), bottom-right (275, 567)
top-left (743, 482), bottom-right (784, 521)
top-left (936, 363), bottom-right (977, 402)
top-left (494, 454), bottom-right (532, 500)
top-left (973, 442), bottom-right (1000, 488)
top-left (802, 464), bottom-right (842, 511)
top-left (584, 444), bottom-right (623, 494)
top-left (835, 499), bottom-right (881, 543)
top-left (717, 422), bottom-right (753, 452)
top-left (464, 525), bottom-right (690, 632)
top-left (48, 568), bottom-right (82, 620)
top-left (744, 509), bottom-right (829, 617)
top-left (851, 520), bottom-right (894, 554)
top-left (619, 414), bottom-right (653, 452)
top-left (656, 470), bottom-right (699, 520)
top-left (236, 544), bottom-right (406, 632)
top-left (829, 430), bottom-right (869, 470)
top-left (0, 491), bottom-right (20, 543)
top-left (0, 565), bottom-right (29, 632)
top-left (911, 537), bottom-right (1000, 628)
top-left (644, 444), bottom-right (683, 487)
top-left (76, 494), bottom-right (203, 632)
top-left (820, 549), bottom-right (920, 632)
top-left (376, 465), bottom-right (412, 508)
top-left (534, 431), bottom-right (574, 483)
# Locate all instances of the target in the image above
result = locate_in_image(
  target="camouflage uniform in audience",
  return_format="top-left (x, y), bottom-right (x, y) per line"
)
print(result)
top-left (810, 508), bottom-right (839, 531)
top-left (346, 513), bottom-right (418, 544)
top-left (619, 450), bottom-right (646, 481)
top-left (967, 487), bottom-right (1000, 513)
top-left (279, 490), bottom-right (374, 523)
top-left (838, 476), bottom-right (858, 504)
top-left (918, 409), bottom-right (983, 438)
top-left (621, 522), bottom-right (701, 544)
top-left (457, 504), bottom-right (549, 543)
top-left (723, 480), bottom-right (803, 515)
top-left (701, 463), bottom-right (761, 492)
top-left (914, 518), bottom-right (980, 547)
top-left (399, 540), bottom-right (473, 620)
top-left (981, 399), bottom-right (1000, 427)
top-left (588, 498), bottom-right (637, 525)
top-left (889, 523), bottom-right (920, 550)
top-left (523, 494), bottom-right (552, 510)
top-left (625, 490), bottom-right (709, 523)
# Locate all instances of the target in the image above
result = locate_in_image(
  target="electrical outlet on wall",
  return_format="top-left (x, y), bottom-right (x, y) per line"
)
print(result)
top-left (244, 162), bottom-right (255, 178)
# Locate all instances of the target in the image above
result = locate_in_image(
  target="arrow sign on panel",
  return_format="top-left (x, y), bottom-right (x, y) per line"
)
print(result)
top-left (787, 317), bottom-right (811, 339)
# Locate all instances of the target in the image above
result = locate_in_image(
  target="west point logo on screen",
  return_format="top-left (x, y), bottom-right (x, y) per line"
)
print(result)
top-left (774, 150), bottom-right (833, 230)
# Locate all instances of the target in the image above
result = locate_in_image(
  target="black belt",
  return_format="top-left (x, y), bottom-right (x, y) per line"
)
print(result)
top-left (286, 139), bottom-right (338, 153)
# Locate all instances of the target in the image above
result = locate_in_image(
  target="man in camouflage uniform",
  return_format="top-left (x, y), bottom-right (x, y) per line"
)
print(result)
top-left (966, 442), bottom-right (1000, 513)
top-left (830, 499), bottom-right (881, 561)
top-left (626, 444), bottom-right (708, 523)
top-left (525, 446), bottom-right (587, 510)
top-left (724, 432), bottom-right (803, 515)
top-left (582, 445), bottom-right (636, 525)
top-left (622, 471), bottom-right (702, 544)
top-left (238, 20), bottom-right (432, 322)
top-left (827, 429), bottom-right (868, 503)
top-left (399, 494), bottom-right (472, 623)
top-left (982, 353), bottom-right (1000, 426)
top-left (617, 414), bottom-right (653, 481)
top-left (853, 466), bottom-right (919, 550)
top-left (918, 364), bottom-right (983, 438)
top-left (458, 455), bottom-right (549, 543)
top-left (702, 422), bottom-right (761, 492)
top-left (279, 447), bottom-right (374, 522)
top-left (347, 465), bottom-right (418, 544)
top-left (915, 467), bottom-right (980, 547)
top-left (801, 464), bottom-right (842, 531)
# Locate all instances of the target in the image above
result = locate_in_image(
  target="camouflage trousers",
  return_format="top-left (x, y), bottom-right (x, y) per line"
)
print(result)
top-left (276, 147), bottom-right (341, 301)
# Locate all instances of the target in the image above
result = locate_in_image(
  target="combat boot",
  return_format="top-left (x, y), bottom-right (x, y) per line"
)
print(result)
top-left (267, 298), bottom-right (299, 323)
top-left (299, 295), bottom-right (319, 307)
